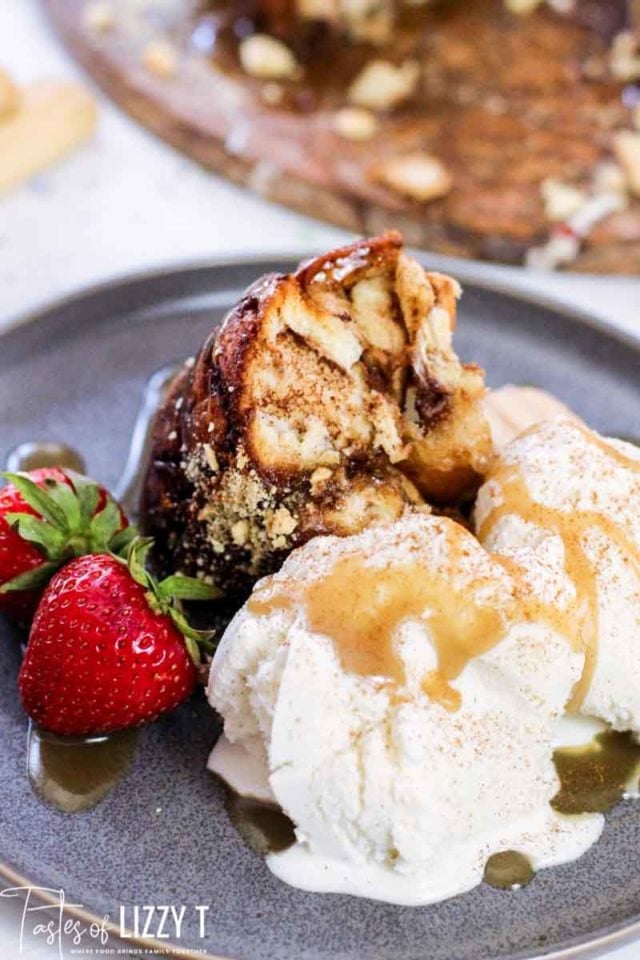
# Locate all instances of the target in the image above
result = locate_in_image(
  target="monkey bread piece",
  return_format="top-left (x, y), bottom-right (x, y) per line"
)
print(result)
top-left (141, 232), bottom-right (492, 596)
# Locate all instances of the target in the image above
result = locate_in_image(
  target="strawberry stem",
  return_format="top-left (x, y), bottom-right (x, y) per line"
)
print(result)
top-left (123, 537), bottom-right (222, 666)
top-left (0, 469), bottom-right (135, 597)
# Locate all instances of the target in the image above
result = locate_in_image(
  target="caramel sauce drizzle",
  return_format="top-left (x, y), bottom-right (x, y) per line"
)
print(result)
top-left (586, 428), bottom-right (640, 474)
top-left (249, 429), bottom-right (640, 714)
top-left (249, 530), bottom-right (514, 710)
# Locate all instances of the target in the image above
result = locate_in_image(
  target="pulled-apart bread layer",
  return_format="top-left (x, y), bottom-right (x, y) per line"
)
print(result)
top-left (141, 232), bottom-right (492, 595)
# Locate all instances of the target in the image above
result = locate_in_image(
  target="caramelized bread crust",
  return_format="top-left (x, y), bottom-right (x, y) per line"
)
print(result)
top-left (141, 232), bottom-right (492, 595)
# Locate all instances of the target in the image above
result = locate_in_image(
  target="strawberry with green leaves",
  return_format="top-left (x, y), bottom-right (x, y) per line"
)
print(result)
top-left (19, 539), bottom-right (220, 735)
top-left (0, 468), bottom-right (133, 624)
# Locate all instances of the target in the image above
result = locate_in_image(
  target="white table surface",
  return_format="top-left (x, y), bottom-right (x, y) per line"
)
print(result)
top-left (0, 2), bottom-right (639, 957)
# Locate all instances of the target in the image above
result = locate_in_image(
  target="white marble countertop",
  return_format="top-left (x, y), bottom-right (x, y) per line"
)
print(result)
top-left (0, 2), bottom-right (639, 958)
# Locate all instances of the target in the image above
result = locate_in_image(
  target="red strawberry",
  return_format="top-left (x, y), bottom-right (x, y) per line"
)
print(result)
top-left (0, 468), bottom-right (131, 625)
top-left (19, 540), bottom-right (219, 735)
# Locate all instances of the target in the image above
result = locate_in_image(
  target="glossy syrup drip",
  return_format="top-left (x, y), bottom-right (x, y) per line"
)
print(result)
top-left (483, 851), bottom-right (534, 891)
top-left (552, 731), bottom-right (640, 815)
top-left (5, 441), bottom-right (86, 474)
top-left (27, 724), bottom-right (138, 813)
top-left (248, 530), bottom-right (513, 712)
top-left (115, 363), bottom-right (181, 516)
top-left (224, 790), bottom-right (296, 855)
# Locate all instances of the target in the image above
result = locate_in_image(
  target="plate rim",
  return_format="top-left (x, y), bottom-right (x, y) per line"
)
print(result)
top-left (2, 250), bottom-right (639, 354)
top-left (1, 254), bottom-right (640, 960)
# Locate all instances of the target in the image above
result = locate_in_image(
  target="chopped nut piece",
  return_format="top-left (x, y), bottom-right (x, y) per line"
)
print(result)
top-left (506, 0), bottom-right (573, 12)
top-left (372, 152), bottom-right (452, 202)
top-left (84, 0), bottom-right (115, 33)
top-left (504, 0), bottom-right (543, 13)
top-left (317, 449), bottom-right (342, 467)
top-left (348, 59), bottom-right (419, 112)
top-left (239, 34), bottom-right (300, 81)
top-left (298, 0), bottom-right (394, 44)
top-left (526, 231), bottom-right (579, 270)
top-left (333, 106), bottom-right (379, 141)
top-left (265, 506), bottom-right (298, 538)
top-left (142, 38), bottom-right (178, 79)
top-left (297, 0), bottom-right (335, 17)
top-left (541, 178), bottom-right (587, 221)
top-left (526, 191), bottom-right (624, 269)
top-left (612, 130), bottom-right (640, 196)
top-left (547, 0), bottom-right (575, 12)
top-left (202, 443), bottom-right (219, 472)
top-left (581, 55), bottom-right (607, 80)
top-left (231, 519), bottom-right (250, 546)
top-left (569, 191), bottom-right (625, 235)
top-left (0, 70), bottom-right (20, 121)
top-left (609, 31), bottom-right (640, 82)
top-left (484, 93), bottom-right (508, 115)
top-left (592, 161), bottom-right (628, 196)
top-left (309, 467), bottom-right (333, 494)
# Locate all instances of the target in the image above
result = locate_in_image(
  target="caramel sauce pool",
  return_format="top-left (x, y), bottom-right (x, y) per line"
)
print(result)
top-left (552, 731), bottom-right (640, 815)
top-left (6, 441), bottom-right (86, 474)
top-left (27, 725), bottom-right (138, 813)
top-left (224, 790), bottom-right (296, 855)
top-left (483, 851), bottom-right (534, 890)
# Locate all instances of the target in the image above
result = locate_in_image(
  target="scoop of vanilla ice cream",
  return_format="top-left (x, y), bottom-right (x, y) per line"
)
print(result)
top-left (484, 385), bottom-right (580, 451)
top-left (208, 511), bottom-right (600, 904)
top-left (476, 418), bottom-right (640, 733)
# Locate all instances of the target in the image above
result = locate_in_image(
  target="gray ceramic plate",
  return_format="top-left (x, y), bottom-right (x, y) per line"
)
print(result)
top-left (1, 258), bottom-right (640, 960)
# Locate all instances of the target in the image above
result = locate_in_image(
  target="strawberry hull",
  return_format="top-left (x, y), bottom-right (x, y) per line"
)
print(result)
top-left (0, 467), bottom-right (129, 627)
top-left (0, 468), bottom-right (70, 623)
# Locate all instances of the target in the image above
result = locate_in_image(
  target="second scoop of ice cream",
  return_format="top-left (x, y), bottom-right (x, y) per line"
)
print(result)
top-left (475, 418), bottom-right (640, 732)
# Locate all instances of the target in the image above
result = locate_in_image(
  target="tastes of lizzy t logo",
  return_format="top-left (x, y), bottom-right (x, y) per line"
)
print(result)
top-left (0, 885), bottom-right (210, 958)
top-left (1, 886), bottom-right (109, 958)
